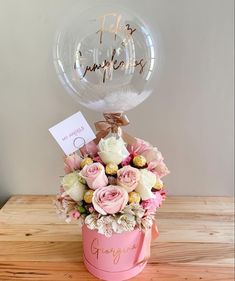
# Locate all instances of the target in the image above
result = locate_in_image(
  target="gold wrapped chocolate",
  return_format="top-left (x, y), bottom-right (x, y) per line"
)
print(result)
top-left (133, 155), bottom-right (147, 168)
top-left (105, 162), bottom-right (118, 175)
top-left (128, 191), bottom-right (141, 204)
top-left (80, 157), bottom-right (93, 169)
top-left (84, 190), bottom-right (94, 204)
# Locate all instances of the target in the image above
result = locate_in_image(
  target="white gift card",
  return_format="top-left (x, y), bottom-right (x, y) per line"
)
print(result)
top-left (49, 111), bottom-right (96, 155)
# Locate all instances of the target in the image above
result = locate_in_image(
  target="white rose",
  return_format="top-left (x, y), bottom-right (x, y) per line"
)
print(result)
top-left (135, 169), bottom-right (156, 200)
top-left (98, 136), bottom-right (129, 165)
top-left (61, 171), bottom-right (86, 201)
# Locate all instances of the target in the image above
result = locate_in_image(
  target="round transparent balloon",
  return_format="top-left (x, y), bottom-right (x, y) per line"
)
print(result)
top-left (54, 5), bottom-right (157, 112)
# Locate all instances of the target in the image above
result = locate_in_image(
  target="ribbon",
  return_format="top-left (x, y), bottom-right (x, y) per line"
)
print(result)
top-left (135, 220), bottom-right (159, 266)
top-left (151, 220), bottom-right (159, 240)
top-left (79, 112), bottom-right (135, 156)
top-left (94, 112), bottom-right (136, 145)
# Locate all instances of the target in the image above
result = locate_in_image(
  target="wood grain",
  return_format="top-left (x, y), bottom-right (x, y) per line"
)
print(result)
top-left (0, 195), bottom-right (234, 281)
top-left (0, 241), bottom-right (233, 266)
top-left (0, 262), bottom-right (234, 281)
top-left (0, 219), bottom-right (233, 243)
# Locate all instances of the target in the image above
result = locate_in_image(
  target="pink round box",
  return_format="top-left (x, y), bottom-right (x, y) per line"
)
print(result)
top-left (82, 225), bottom-right (152, 281)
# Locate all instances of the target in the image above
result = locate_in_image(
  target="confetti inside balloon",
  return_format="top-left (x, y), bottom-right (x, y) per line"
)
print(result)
top-left (54, 4), bottom-right (157, 112)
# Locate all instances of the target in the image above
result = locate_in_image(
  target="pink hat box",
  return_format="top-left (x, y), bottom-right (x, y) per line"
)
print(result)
top-left (82, 225), bottom-right (152, 281)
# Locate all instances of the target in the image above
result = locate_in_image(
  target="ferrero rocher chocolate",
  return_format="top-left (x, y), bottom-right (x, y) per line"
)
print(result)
top-left (128, 192), bottom-right (141, 204)
top-left (133, 155), bottom-right (147, 168)
top-left (105, 162), bottom-right (118, 175)
top-left (84, 190), bottom-right (94, 204)
top-left (80, 157), bottom-right (93, 169)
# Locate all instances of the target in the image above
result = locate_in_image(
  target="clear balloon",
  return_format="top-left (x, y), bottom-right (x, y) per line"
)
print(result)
top-left (54, 4), bottom-right (157, 112)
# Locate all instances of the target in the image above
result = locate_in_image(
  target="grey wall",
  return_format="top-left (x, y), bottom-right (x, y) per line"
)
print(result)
top-left (0, 0), bottom-right (234, 206)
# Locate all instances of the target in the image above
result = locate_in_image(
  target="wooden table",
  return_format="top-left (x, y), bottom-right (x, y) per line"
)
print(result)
top-left (0, 196), bottom-right (234, 281)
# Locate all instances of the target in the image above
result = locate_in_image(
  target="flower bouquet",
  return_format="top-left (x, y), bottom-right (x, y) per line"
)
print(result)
top-left (55, 113), bottom-right (169, 280)
top-left (52, 4), bottom-right (168, 280)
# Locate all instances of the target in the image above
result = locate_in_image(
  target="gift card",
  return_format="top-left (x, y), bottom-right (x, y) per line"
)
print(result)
top-left (49, 111), bottom-right (96, 155)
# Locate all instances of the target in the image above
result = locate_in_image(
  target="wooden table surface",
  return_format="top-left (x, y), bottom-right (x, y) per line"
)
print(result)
top-left (0, 196), bottom-right (234, 281)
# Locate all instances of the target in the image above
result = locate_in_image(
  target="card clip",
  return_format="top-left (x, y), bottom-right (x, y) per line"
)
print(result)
top-left (73, 137), bottom-right (86, 149)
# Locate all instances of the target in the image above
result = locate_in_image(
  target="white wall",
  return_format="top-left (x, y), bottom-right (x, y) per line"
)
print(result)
top-left (0, 0), bottom-right (234, 205)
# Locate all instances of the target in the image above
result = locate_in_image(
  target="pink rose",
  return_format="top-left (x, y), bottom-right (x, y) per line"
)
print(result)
top-left (79, 163), bottom-right (108, 190)
top-left (117, 165), bottom-right (140, 192)
top-left (127, 138), bottom-right (152, 155)
top-left (80, 141), bottom-right (98, 157)
top-left (92, 185), bottom-right (128, 215)
top-left (141, 190), bottom-right (166, 214)
top-left (64, 153), bottom-right (82, 174)
top-left (142, 148), bottom-right (163, 164)
top-left (148, 160), bottom-right (170, 178)
top-left (141, 198), bottom-right (157, 214)
top-left (128, 139), bottom-right (164, 167)
top-left (154, 190), bottom-right (166, 207)
top-left (92, 155), bottom-right (105, 165)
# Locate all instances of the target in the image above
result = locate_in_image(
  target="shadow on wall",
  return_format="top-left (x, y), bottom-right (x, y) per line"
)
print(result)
top-left (0, 186), bottom-right (11, 208)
